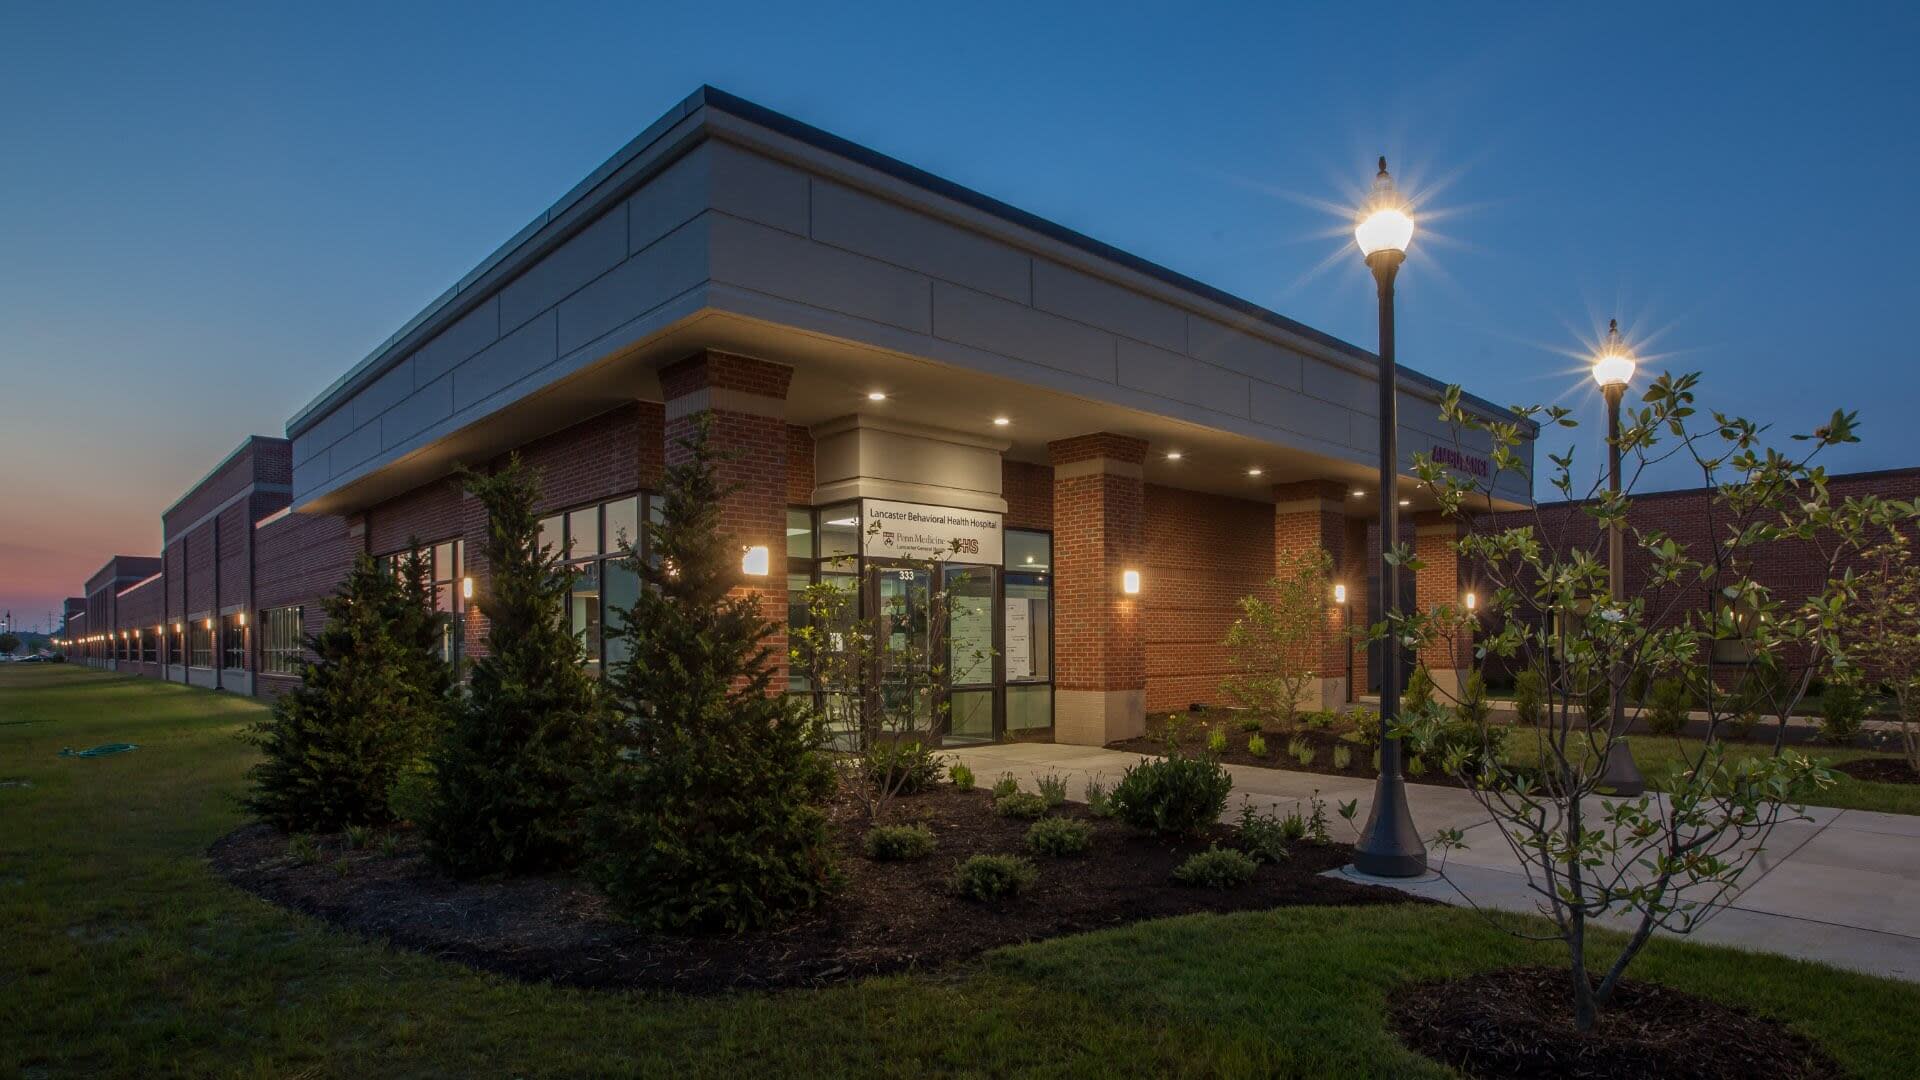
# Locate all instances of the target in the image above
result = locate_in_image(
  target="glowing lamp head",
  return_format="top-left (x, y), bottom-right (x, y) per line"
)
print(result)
top-left (1121, 569), bottom-right (1142, 595)
top-left (1465, 591), bottom-right (1478, 612)
top-left (461, 576), bottom-right (474, 601)
top-left (1354, 156), bottom-right (1414, 258)
top-left (741, 545), bottom-right (771, 577)
top-left (1333, 583), bottom-right (1347, 605)
top-left (1592, 319), bottom-right (1636, 389)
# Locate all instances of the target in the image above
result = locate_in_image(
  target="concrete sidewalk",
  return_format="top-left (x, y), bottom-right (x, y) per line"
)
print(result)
top-left (949, 742), bottom-right (1920, 983)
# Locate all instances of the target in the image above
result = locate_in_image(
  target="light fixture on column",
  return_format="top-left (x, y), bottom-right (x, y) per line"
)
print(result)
top-left (461, 576), bottom-right (475, 601)
top-left (1334, 582), bottom-right (1347, 604)
top-left (741, 545), bottom-right (771, 576)
top-left (1593, 317), bottom-right (1646, 797)
top-left (1121, 569), bottom-right (1142, 595)
top-left (1464, 591), bottom-right (1477, 612)
top-left (237, 612), bottom-right (247, 627)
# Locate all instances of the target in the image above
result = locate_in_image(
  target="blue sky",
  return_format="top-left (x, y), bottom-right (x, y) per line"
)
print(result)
top-left (2, 2), bottom-right (1917, 624)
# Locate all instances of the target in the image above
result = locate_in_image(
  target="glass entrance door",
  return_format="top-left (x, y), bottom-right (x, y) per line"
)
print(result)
top-left (872, 564), bottom-right (936, 738)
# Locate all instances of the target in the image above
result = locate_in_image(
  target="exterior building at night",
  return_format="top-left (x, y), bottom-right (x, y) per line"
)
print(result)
top-left (56, 86), bottom-right (1535, 745)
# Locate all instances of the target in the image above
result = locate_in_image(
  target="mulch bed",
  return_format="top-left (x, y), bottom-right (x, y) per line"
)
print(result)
top-left (1389, 965), bottom-right (1839, 1080)
top-left (1835, 756), bottom-right (1920, 785)
top-left (208, 785), bottom-right (1416, 995)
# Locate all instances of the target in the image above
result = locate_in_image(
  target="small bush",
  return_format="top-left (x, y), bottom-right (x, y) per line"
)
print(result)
top-left (1035, 772), bottom-right (1069, 807)
top-left (1645, 676), bottom-right (1693, 736)
top-left (1247, 733), bottom-right (1268, 757)
top-left (1332, 745), bottom-right (1353, 771)
top-left (1456, 670), bottom-right (1491, 725)
top-left (1403, 666), bottom-right (1435, 714)
top-left (1207, 728), bottom-right (1228, 754)
top-left (1173, 845), bottom-right (1258, 889)
top-left (990, 773), bottom-right (1021, 800)
top-left (376, 832), bottom-right (402, 858)
top-left (344, 824), bottom-right (372, 851)
top-left (1343, 709), bottom-right (1383, 750)
top-left (994, 791), bottom-right (1049, 820)
top-left (864, 740), bottom-right (945, 794)
top-left (1235, 799), bottom-right (1294, 863)
top-left (951, 854), bottom-right (1038, 900)
top-left (950, 763), bottom-right (976, 790)
top-left (386, 763), bottom-right (436, 827)
top-left (1084, 777), bottom-right (1114, 817)
top-left (1406, 754), bottom-right (1428, 777)
top-left (288, 834), bottom-right (320, 865)
top-left (1025, 816), bottom-right (1093, 857)
top-left (1287, 736), bottom-right (1314, 767)
top-left (1108, 749), bottom-right (1233, 837)
top-left (1820, 680), bottom-right (1868, 745)
top-left (1512, 668), bottom-right (1546, 726)
top-left (1237, 714), bottom-right (1264, 733)
top-left (865, 823), bottom-right (937, 861)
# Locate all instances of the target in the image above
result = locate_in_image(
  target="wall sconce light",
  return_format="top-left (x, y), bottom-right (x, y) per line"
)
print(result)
top-left (237, 612), bottom-right (247, 627)
top-left (1464, 591), bottom-right (1477, 612)
top-left (461, 576), bottom-right (475, 601)
top-left (1121, 569), bottom-right (1142, 595)
top-left (173, 622), bottom-right (181, 632)
top-left (741, 545), bottom-right (771, 576)
top-left (206, 618), bottom-right (214, 630)
top-left (1334, 583), bottom-right (1347, 605)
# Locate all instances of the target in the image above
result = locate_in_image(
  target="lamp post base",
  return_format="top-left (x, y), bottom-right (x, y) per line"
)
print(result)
top-left (1599, 740), bottom-right (1646, 797)
top-left (1351, 766), bottom-right (1428, 878)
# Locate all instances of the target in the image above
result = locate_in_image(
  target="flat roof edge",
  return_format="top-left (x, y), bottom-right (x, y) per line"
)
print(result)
top-left (286, 85), bottom-right (1533, 441)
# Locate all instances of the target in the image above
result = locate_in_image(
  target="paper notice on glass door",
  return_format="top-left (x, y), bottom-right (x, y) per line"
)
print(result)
top-left (1004, 599), bottom-right (1031, 679)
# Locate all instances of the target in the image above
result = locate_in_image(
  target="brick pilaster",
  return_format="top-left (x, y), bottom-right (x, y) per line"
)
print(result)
top-left (1048, 433), bottom-right (1148, 745)
top-left (1414, 512), bottom-right (1472, 699)
top-left (660, 350), bottom-right (792, 693)
top-left (1271, 479), bottom-right (1353, 710)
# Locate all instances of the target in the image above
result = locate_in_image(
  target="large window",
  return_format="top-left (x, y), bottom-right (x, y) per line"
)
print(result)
top-left (261, 607), bottom-right (304, 676)
top-left (189, 618), bottom-right (213, 668)
top-left (1004, 529), bottom-right (1053, 735)
top-left (221, 614), bottom-right (247, 670)
top-left (168, 622), bottom-right (183, 666)
top-left (538, 494), bottom-right (645, 672)
top-left (141, 628), bottom-right (158, 665)
top-left (378, 540), bottom-right (467, 665)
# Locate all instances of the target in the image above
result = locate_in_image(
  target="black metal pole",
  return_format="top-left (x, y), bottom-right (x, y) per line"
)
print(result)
top-left (1599, 377), bottom-right (1646, 795)
top-left (1353, 243), bottom-right (1428, 877)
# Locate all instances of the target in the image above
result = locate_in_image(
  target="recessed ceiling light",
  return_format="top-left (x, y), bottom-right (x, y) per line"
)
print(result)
top-left (867, 391), bottom-right (887, 401)
top-left (1352, 489), bottom-right (1365, 497)
top-left (992, 416), bottom-right (1010, 426)
top-left (1248, 467), bottom-right (1264, 477)
top-left (1398, 499), bottom-right (1411, 506)
top-left (1166, 451), bottom-right (1183, 461)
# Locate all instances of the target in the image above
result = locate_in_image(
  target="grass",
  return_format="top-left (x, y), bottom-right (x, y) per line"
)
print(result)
top-left (5, 663), bottom-right (1920, 1078)
top-left (1503, 730), bottom-right (1920, 815)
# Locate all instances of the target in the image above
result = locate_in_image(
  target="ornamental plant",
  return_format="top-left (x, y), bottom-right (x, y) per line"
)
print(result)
top-left (243, 549), bottom-right (450, 832)
top-left (424, 456), bottom-right (605, 877)
top-left (1397, 372), bottom-right (1903, 1032)
top-left (588, 416), bottom-right (836, 931)
top-left (1221, 546), bottom-right (1335, 729)
top-left (1832, 534), bottom-right (1920, 771)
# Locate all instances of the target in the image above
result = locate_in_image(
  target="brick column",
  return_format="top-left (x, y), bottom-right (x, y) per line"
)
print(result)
top-left (1414, 513), bottom-right (1471, 699)
top-left (1048, 433), bottom-right (1147, 745)
top-left (659, 350), bottom-right (792, 693)
top-left (1271, 479), bottom-right (1352, 710)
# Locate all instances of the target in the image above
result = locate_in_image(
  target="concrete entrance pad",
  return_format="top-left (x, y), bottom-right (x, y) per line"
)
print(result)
top-left (947, 743), bottom-right (1920, 983)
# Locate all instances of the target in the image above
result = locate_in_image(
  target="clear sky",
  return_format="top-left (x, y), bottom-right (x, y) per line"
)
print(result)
top-left (3, 2), bottom-right (1917, 628)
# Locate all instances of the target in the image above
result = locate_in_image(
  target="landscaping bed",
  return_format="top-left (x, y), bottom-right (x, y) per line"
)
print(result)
top-left (1835, 756), bottom-right (1920, 785)
top-left (209, 784), bottom-right (1413, 994)
top-left (1389, 965), bottom-right (1839, 1080)
top-left (1109, 709), bottom-right (1447, 785)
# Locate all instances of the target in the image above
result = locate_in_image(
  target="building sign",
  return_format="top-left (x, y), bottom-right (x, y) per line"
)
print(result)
top-left (861, 499), bottom-right (1005, 565)
top-left (1431, 444), bottom-right (1491, 479)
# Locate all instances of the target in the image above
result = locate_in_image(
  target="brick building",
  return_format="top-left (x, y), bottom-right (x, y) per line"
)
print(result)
top-left (56, 86), bottom-right (1536, 745)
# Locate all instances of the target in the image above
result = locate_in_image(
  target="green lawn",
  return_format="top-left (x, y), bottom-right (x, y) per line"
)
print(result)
top-left (1503, 730), bottom-right (1920, 814)
top-left (5, 664), bottom-right (1919, 1078)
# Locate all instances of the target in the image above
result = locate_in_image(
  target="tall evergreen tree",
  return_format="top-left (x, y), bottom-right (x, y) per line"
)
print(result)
top-left (588, 415), bottom-right (837, 932)
top-left (243, 550), bottom-right (451, 831)
top-left (424, 455), bottom-right (604, 877)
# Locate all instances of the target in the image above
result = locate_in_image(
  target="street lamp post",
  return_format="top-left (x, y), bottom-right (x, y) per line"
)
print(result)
top-left (1594, 319), bottom-right (1646, 796)
top-left (1351, 157), bottom-right (1427, 877)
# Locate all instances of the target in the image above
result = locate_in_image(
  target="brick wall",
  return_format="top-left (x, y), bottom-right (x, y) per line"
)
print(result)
top-left (1049, 435), bottom-right (1147, 709)
top-left (1141, 484), bottom-right (1272, 711)
top-left (1003, 459), bottom-right (1054, 531)
top-left (787, 424), bottom-right (814, 505)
